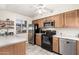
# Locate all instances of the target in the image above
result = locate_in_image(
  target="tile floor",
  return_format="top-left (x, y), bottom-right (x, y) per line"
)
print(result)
top-left (28, 44), bottom-right (58, 55)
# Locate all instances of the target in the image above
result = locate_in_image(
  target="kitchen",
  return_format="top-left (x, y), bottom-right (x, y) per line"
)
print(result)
top-left (29, 8), bottom-right (79, 55)
top-left (0, 4), bottom-right (79, 55)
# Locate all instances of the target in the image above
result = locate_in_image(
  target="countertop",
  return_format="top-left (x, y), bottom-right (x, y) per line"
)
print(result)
top-left (0, 33), bottom-right (27, 47)
top-left (53, 35), bottom-right (79, 41)
top-left (36, 33), bottom-right (79, 41)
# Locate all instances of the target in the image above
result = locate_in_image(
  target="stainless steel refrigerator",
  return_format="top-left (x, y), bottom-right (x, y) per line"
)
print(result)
top-left (28, 24), bottom-right (34, 44)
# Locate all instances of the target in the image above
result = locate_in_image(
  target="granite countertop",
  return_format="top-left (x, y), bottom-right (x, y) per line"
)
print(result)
top-left (53, 35), bottom-right (79, 41)
top-left (36, 33), bottom-right (79, 41)
top-left (0, 34), bottom-right (27, 47)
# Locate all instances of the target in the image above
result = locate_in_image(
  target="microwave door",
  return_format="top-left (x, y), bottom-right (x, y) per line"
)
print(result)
top-left (44, 21), bottom-right (55, 28)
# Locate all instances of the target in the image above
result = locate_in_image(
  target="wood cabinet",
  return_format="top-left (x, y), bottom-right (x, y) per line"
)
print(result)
top-left (38, 20), bottom-right (41, 28)
top-left (32, 20), bottom-right (38, 24)
top-left (33, 19), bottom-right (44, 28)
top-left (0, 42), bottom-right (26, 55)
top-left (52, 37), bottom-right (59, 53)
top-left (76, 10), bottom-right (79, 27)
top-left (33, 9), bottom-right (79, 28)
top-left (36, 33), bottom-right (42, 46)
top-left (13, 42), bottom-right (26, 55)
top-left (38, 19), bottom-right (43, 28)
top-left (76, 41), bottom-right (79, 55)
top-left (51, 14), bottom-right (64, 28)
top-left (64, 10), bottom-right (77, 28)
top-left (38, 19), bottom-right (45, 28)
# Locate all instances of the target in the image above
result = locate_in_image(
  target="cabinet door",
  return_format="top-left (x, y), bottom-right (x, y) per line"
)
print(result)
top-left (38, 19), bottom-right (44, 28)
top-left (32, 20), bottom-right (39, 25)
top-left (76, 10), bottom-right (79, 27)
top-left (36, 34), bottom-right (41, 46)
top-left (52, 37), bottom-right (59, 53)
top-left (64, 10), bottom-right (77, 27)
top-left (53, 14), bottom-right (64, 28)
top-left (13, 42), bottom-right (26, 55)
top-left (33, 20), bottom-right (43, 28)
top-left (0, 46), bottom-right (12, 55)
top-left (50, 14), bottom-right (64, 28)
top-left (38, 20), bottom-right (41, 28)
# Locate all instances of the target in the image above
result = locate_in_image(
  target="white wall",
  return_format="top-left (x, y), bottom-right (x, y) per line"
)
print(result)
top-left (33, 4), bottom-right (79, 20)
top-left (0, 10), bottom-right (32, 40)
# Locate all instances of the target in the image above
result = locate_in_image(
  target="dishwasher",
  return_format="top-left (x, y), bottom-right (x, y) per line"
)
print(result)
top-left (60, 38), bottom-right (76, 55)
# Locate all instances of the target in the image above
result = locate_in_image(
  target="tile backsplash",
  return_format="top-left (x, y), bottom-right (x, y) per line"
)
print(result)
top-left (55, 28), bottom-right (79, 38)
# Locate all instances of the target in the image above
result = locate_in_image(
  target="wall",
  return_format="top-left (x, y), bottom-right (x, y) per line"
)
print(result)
top-left (0, 10), bottom-right (32, 40)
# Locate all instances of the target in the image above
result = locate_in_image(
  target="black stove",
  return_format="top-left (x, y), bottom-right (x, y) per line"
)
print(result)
top-left (41, 30), bottom-right (56, 51)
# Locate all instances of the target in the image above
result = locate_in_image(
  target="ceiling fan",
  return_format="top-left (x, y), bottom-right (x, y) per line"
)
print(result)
top-left (33, 4), bottom-right (53, 15)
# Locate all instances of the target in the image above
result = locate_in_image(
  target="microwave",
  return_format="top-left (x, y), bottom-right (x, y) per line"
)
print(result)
top-left (44, 21), bottom-right (55, 28)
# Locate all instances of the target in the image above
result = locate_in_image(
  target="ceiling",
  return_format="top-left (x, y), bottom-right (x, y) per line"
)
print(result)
top-left (0, 4), bottom-right (61, 18)
top-left (0, 4), bottom-right (79, 19)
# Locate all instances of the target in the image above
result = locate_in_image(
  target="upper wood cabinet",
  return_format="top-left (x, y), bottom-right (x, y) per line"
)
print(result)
top-left (32, 20), bottom-right (38, 24)
top-left (38, 19), bottom-right (44, 28)
top-left (51, 14), bottom-right (64, 28)
top-left (33, 9), bottom-right (79, 28)
top-left (33, 19), bottom-right (44, 28)
top-left (64, 10), bottom-right (78, 28)
top-left (76, 10), bottom-right (79, 27)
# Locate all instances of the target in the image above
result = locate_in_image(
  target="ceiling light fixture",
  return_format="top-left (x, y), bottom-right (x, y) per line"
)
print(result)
top-left (33, 4), bottom-right (53, 15)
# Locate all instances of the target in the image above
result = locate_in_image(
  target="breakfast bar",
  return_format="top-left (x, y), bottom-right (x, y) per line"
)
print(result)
top-left (0, 35), bottom-right (27, 55)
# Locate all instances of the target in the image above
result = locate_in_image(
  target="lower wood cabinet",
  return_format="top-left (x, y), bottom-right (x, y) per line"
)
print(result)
top-left (0, 42), bottom-right (26, 55)
top-left (36, 34), bottom-right (42, 46)
top-left (52, 37), bottom-right (59, 53)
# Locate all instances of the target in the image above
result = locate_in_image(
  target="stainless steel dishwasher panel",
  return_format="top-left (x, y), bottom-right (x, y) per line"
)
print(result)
top-left (60, 38), bottom-right (76, 55)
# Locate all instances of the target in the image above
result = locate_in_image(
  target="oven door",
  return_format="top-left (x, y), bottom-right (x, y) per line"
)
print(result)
top-left (42, 35), bottom-right (51, 45)
top-left (41, 35), bottom-right (52, 51)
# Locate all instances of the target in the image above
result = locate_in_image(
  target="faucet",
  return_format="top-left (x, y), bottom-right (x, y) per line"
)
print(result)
top-left (60, 33), bottom-right (62, 37)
